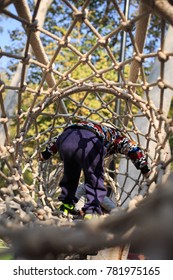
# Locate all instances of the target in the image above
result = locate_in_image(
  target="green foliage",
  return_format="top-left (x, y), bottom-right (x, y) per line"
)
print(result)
top-left (0, 240), bottom-right (13, 260)
top-left (1, 0), bottom-right (173, 186)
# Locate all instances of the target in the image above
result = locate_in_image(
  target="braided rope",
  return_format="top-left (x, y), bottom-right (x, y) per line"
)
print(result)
top-left (0, 0), bottom-right (173, 259)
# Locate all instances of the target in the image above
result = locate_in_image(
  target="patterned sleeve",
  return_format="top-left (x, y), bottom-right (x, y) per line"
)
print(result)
top-left (41, 137), bottom-right (58, 160)
top-left (113, 136), bottom-right (150, 174)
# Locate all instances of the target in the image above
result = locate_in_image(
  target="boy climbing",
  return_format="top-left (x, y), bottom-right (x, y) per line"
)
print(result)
top-left (40, 121), bottom-right (150, 219)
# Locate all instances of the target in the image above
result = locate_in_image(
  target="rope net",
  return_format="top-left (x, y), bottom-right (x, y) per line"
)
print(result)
top-left (0, 0), bottom-right (173, 259)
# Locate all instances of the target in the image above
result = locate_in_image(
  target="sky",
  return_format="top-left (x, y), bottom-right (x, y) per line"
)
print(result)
top-left (0, 1), bottom-right (164, 75)
top-left (0, 4), bottom-right (21, 70)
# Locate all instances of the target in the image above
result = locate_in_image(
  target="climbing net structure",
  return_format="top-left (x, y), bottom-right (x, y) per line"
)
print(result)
top-left (0, 0), bottom-right (173, 225)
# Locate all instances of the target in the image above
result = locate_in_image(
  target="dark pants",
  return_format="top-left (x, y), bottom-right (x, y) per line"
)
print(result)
top-left (56, 127), bottom-right (107, 214)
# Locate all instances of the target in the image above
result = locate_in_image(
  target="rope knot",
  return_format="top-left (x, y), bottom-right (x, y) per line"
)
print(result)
top-left (73, 10), bottom-right (87, 22)
top-left (27, 19), bottom-right (38, 32)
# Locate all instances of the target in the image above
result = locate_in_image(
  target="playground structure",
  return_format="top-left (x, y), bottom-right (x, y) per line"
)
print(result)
top-left (0, 0), bottom-right (173, 259)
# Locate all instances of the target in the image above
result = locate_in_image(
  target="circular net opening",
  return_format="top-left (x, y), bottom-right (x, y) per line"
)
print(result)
top-left (0, 0), bottom-right (173, 223)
